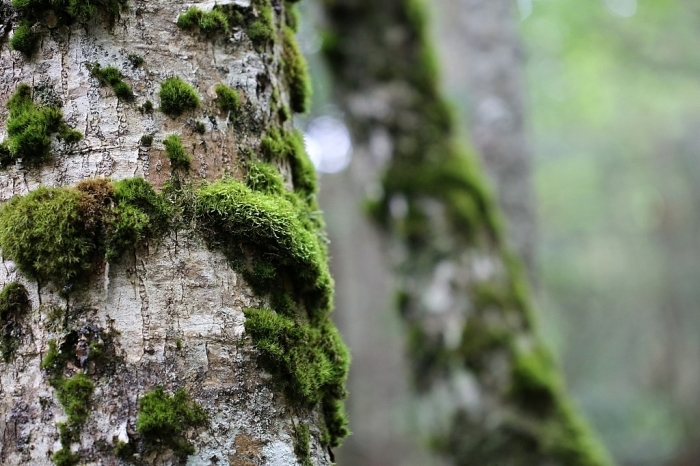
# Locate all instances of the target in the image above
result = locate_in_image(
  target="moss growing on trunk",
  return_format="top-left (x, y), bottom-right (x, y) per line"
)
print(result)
top-left (0, 83), bottom-right (82, 167)
top-left (159, 77), bottom-right (201, 117)
top-left (136, 387), bottom-right (207, 459)
top-left (87, 63), bottom-right (134, 101)
top-left (163, 134), bottom-right (191, 170)
top-left (0, 178), bottom-right (170, 290)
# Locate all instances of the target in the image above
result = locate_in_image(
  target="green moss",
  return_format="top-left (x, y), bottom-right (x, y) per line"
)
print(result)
top-left (55, 372), bottom-right (94, 425)
top-left (136, 386), bottom-right (207, 459)
top-left (246, 0), bottom-right (275, 48)
top-left (177, 6), bottom-right (230, 35)
top-left (284, 1), bottom-right (300, 32)
top-left (244, 308), bottom-right (349, 446)
top-left (140, 134), bottom-right (153, 147)
top-left (163, 134), bottom-right (191, 170)
top-left (246, 161), bottom-right (285, 195)
top-left (159, 77), bottom-right (200, 117)
top-left (12, 0), bottom-right (123, 26)
top-left (193, 120), bottom-right (206, 134)
top-left (261, 128), bottom-right (317, 196)
top-left (140, 100), bottom-right (154, 114)
top-left (510, 346), bottom-right (561, 414)
top-left (0, 178), bottom-right (169, 290)
top-left (459, 318), bottom-right (511, 371)
top-left (0, 282), bottom-right (30, 362)
top-left (10, 21), bottom-right (38, 56)
top-left (1, 83), bottom-right (82, 167)
top-left (127, 54), bottom-right (144, 68)
top-left (42, 339), bottom-right (65, 371)
top-left (214, 83), bottom-right (240, 121)
top-left (196, 179), bottom-right (331, 318)
top-left (282, 26), bottom-right (311, 114)
top-left (294, 423), bottom-right (312, 466)
top-left (52, 447), bottom-right (80, 466)
top-left (87, 63), bottom-right (134, 101)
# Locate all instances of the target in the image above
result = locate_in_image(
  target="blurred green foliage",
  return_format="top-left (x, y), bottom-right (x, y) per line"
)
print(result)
top-left (523, 1), bottom-right (700, 463)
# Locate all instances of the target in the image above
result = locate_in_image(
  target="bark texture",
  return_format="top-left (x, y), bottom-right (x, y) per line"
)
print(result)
top-left (320, 0), bottom-right (610, 464)
top-left (0, 0), bottom-right (344, 464)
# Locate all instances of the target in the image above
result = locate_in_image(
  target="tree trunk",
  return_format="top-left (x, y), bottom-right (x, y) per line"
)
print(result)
top-left (432, 0), bottom-right (536, 275)
top-left (320, 0), bottom-right (610, 464)
top-left (0, 0), bottom-right (347, 464)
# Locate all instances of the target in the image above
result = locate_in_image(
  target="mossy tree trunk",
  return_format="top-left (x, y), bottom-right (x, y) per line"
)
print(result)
top-left (0, 0), bottom-right (348, 465)
top-left (320, 0), bottom-right (611, 464)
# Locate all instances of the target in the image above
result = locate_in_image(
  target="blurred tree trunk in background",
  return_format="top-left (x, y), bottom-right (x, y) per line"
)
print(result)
top-left (432, 0), bottom-right (536, 276)
top-left (320, 0), bottom-right (611, 464)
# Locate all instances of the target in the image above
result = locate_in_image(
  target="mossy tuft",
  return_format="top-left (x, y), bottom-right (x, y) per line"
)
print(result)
top-left (87, 63), bottom-right (134, 101)
top-left (140, 134), bottom-right (154, 147)
top-left (10, 21), bottom-right (38, 56)
top-left (246, 0), bottom-right (275, 48)
top-left (246, 161), bottom-right (285, 195)
top-left (163, 134), bottom-right (191, 169)
top-left (177, 7), bottom-right (230, 34)
top-left (136, 387), bottom-right (207, 459)
top-left (0, 83), bottom-right (82, 167)
top-left (294, 423), bottom-right (312, 466)
top-left (0, 282), bottom-right (30, 362)
top-left (159, 77), bottom-right (200, 117)
top-left (214, 83), bottom-right (240, 121)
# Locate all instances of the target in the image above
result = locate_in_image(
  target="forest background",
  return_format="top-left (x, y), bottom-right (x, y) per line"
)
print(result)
top-left (298, 0), bottom-right (700, 465)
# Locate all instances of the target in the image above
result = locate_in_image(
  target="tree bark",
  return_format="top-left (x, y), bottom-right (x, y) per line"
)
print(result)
top-left (320, 0), bottom-right (610, 464)
top-left (0, 0), bottom-right (345, 464)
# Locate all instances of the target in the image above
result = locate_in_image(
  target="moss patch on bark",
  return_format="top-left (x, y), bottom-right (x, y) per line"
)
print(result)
top-left (0, 282), bottom-right (30, 362)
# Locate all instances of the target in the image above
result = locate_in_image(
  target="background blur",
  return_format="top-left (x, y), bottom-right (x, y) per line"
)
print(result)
top-left (297, 1), bottom-right (700, 464)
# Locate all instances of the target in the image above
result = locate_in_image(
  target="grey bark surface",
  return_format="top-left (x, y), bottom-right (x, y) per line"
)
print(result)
top-left (0, 0), bottom-right (336, 464)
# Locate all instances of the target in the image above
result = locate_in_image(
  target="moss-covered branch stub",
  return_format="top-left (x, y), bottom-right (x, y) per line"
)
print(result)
top-left (0, 83), bottom-right (82, 168)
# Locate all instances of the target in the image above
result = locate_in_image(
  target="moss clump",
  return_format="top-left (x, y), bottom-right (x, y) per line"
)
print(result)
top-left (87, 63), bottom-right (134, 101)
top-left (244, 308), bottom-right (349, 446)
top-left (246, 0), bottom-right (275, 48)
top-left (0, 83), bottom-right (82, 167)
top-left (193, 174), bottom-right (349, 447)
top-left (10, 21), bottom-right (38, 56)
top-left (282, 26), bottom-right (311, 114)
top-left (54, 372), bottom-right (94, 425)
top-left (140, 134), bottom-right (153, 147)
top-left (163, 134), bottom-right (191, 170)
top-left (127, 54), bottom-right (144, 68)
top-left (193, 120), bottom-right (206, 134)
top-left (177, 6), bottom-right (230, 35)
top-left (284, 1), bottom-right (300, 32)
top-left (136, 387), bottom-right (207, 459)
top-left (159, 77), bottom-right (200, 117)
top-left (0, 178), bottom-right (169, 290)
top-left (246, 161), bottom-right (285, 195)
top-left (294, 423), bottom-right (312, 466)
top-left (11, 0), bottom-right (124, 30)
top-left (140, 100), bottom-right (154, 114)
top-left (196, 179), bottom-right (331, 318)
top-left (0, 282), bottom-right (30, 362)
top-left (214, 83), bottom-right (240, 121)
top-left (260, 128), bottom-right (316, 197)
